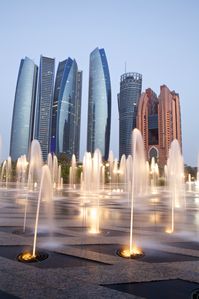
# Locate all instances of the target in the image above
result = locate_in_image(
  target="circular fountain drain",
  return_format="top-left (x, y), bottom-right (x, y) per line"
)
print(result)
top-left (116, 248), bottom-right (145, 259)
top-left (17, 251), bottom-right (48, 263)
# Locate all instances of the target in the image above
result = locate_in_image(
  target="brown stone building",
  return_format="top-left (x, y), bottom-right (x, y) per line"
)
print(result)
top-left (136, 85), bottom-right (182, 167)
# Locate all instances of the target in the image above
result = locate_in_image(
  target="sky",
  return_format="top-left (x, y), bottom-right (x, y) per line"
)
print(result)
top-left (0, 0), bottom-right (198, 166)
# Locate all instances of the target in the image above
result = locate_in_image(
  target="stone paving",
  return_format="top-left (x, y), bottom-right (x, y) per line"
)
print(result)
top-left (0, 186), bottom-right (198, 298)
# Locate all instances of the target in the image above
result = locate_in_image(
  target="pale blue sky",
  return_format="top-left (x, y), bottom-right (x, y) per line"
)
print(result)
top-left (0, 0), bottom-right (198, 166)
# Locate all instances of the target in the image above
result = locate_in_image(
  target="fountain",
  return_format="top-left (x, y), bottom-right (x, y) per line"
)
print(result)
top-left (118, 128), bottom-right (146, 258)
top-left (27, 140), bottom-right (43, 190)
top-left (196, 154), bottom-right (199, 188)
top-left (23, 140), bottom-right (43, 233)
top-left (52, 155), bottom-right (58, 188)
top-left (150, 157), bottom-right (159, 194)
top-left (0, 160), bottom-right (6, 186)
top-left (108, 150), bottom-right (114, 184)
top-left (81, 149), bottom-right (103, 193)
top-left (16, 155), bottom-right (28, 189)
top-left (119, 154), bottom-right (126, 189)
top-left (18, 164), bottom-right (53, 262)
top-left (166, 139), bottom-right (185, 233)
top-left (57, 164), bottom-right (63, 190)
top-left (5, 156), bottom-right (12, 188)
top-left (47, 153), bottom-right (53, 176)
top-left (69, 154), bottom-right (77, 189)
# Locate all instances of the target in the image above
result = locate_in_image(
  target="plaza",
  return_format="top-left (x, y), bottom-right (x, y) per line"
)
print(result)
top-left (0, 182), bottom-right (198, 298)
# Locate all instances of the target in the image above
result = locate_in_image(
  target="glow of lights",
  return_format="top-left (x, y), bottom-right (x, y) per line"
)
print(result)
top-left (118, 244), bottom-right (144, 258)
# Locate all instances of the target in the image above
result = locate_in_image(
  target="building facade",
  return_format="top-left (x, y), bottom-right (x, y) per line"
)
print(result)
top-left (87, 47), bottom-right (111, 160)
top-left (118, 72), bottom-right (142, 159)
top-left (34, 56), bottom-right (55, 161)
top-left (136, 85), bottom-right (182, 166)
top-left (10, 57), bottom-right (38, 161)
top-left (52, 58), bottom-right (82, 160)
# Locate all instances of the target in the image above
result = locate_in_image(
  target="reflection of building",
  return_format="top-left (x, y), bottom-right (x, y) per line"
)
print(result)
top-left (118, 72), bottom-right (142, 159)
top-left (35, 56), bottom-right (55, 161)
top-left (87, 47), bottom-right (111, 160)
top-left (137, 85), bottom-right (182, 166)
top-left (51, 58), bottom-right (82, 160)
top-left (10, 57), bottom-right (38, 161)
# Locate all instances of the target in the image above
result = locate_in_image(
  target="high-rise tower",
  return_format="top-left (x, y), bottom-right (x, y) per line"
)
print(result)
top-left (118, 72), bottom-right (142, 159)
top-left (87, 47), bottom-right (111, 160)
top-left (35, 56), bottom-right (55, 161)
top-left (136, 85), bottom-right (182, 166)
top-left (51, 58), bottom-right (82, 160)
top-left (10, 57), bottom-right (38, 161)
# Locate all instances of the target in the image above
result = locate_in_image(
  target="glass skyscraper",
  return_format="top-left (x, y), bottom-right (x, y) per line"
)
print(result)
top-left (87, 47), bottom-right (111, 160)
top-left (52, 58), bottom-right (82, 160)
top-left (35, 56), bottom-right (55, 161)
top-left (118, 72), bottom-right (142, 159)
top-left (10, 57), bottom-right (38, 161)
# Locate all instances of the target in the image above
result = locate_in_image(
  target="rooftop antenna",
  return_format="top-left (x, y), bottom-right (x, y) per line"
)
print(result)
top-left (125, 61), bottom-right (127, 73)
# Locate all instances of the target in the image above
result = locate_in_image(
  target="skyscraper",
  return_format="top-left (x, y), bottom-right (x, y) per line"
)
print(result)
top-left (87, 47), bottom-right (111, 160)
top-left (52, 58), bottom-right (82, 160)
top-left (35, 56), bottom-right (55, 161)
top-left (136, 85), bottom-right (182, 166)
top-left (10, 57), bottom-right (38, 161)
top-left (118, 72), bottom-right (142, 159)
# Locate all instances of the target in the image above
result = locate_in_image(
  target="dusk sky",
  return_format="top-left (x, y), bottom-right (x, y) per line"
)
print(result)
top-left (0, 0), bottom-right (198, 166)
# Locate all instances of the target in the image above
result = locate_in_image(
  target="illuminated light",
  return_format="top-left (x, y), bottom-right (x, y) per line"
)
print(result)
top-left (117, 244), bottom-right (144, 259)
top-left (17, 251), bottom-right (48, 263)
top-left (149, 213), bottom-right (160, 223)
top-left (88, 207), bottom-right (100, 234)
top-left (165, 228), bottom-right (173, 234)
top-left (150, 197), bottom-right (159, 203)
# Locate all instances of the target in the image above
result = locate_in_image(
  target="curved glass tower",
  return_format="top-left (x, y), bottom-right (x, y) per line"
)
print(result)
top-left (35, 56), bottom-right (55, 161)
top-left (55, 58), bottom-right (82, 160)
top-left (10, 57), bottom-right (38, 161)
top-left (87, 47), bottom-right (111, 160)
top-left (118, 72), bottom-right (142, 159)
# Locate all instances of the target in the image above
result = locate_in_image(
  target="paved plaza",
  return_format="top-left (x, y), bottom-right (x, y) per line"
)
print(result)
top-left (0, 185), bottom-right (198, 298)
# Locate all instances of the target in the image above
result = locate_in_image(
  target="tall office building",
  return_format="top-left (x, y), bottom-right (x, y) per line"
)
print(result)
top-left (35, 56), bottom-right (55, 161)
top-left (136, 85), bottom-right (182, 166)
top-left (10, 57), bottom-right (38, 161)
top-left (118, 72), bottom-right (142, 159)
top-left (87, 47), bottom-right (111, 160)
top-left (51, 58), bottom-right (82, 160)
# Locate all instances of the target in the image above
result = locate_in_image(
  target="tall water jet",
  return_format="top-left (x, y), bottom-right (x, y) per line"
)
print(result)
top-left (33, 165), bottom-right (54, 256)
top-left (52, 155), bottom-right (58, 188)
top-left (166, 139), bottom-right (184, 233)
top-left (119, 155), bottom-right (127, 188)
top-left (112, 159), bottom-right (119, 189)
top-left (196, 154), bottom-right (199, 186)
top-left (57, 164), bottom-right (63, 190)
top-left (118, 128), bottom-right (146, 258)
top-left (27, 140), bottom-right (43, 190)
top-left (18, 165), bottom-right (53, 262)
top-left (47, 153), bottom-right (53, 176)
top-left (69, 154), bottom-right (77, 188)
top-left (6, 156), bottom-right (12, 188)
top-left (82, 152), bottom-right (92, 193)
top-left (16, 155), bottom-right (28, 189)
top-left (0, 160), bottom-right (6, 186)
top-left (150, 158), bottom-right (159, 194)
top-left (108, 150), bottom-right (114, 184)
top-left (92, 149), bottom-right (102, 192)
top-left (24, 140), bottom-right (43, 233)
top-left (126, 155), bottom-right (133, 196)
